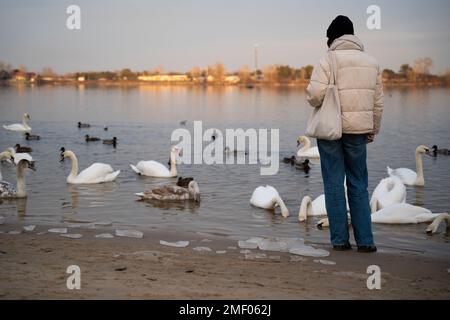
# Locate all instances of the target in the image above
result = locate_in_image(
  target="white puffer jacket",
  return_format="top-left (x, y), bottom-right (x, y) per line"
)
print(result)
top-left (306, 35), bottom-right (384, 134)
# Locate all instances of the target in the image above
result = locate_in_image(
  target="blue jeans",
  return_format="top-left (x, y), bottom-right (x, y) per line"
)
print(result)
top-left (317, 134), bottom-right (374, 247)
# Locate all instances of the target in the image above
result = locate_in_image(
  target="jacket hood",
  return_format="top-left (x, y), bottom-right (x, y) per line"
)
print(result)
top-left (330, 35), bottom-right (364, 51)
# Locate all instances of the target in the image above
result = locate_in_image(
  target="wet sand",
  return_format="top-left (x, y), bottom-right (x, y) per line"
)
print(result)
top-left (0, 223), bottom-right (449, 299)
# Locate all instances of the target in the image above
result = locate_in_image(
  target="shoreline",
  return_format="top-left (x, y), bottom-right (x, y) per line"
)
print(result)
top-left (0, 221), bottom-right (449, 299)
top-left (1, 80), bottom-right (448, 89)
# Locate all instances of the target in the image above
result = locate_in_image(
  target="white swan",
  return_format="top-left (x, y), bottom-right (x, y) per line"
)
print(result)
top-left (250, 185), bottom-right (289, 218)
top-left (3, 113), bottom-right (32, 132)
top-left (60, 150), bottom-right (120, 184)
top-left (317, 203), bottom-right (442, 228)
top-left (426, 213), bottom-right (450, 234)
top-left (298, 195), bottom-right (327, 222)
top-left (0, 159), bottom-right (35, 198)
top-left (387, 145), bottom-right (429, 186)
top-left (370, 176), bottom-right (406, 213)
top-left (130, 146), bottom-right (181, 178)
top-left (135, 180), bottom-right (201, 203)
top-left (296, 136), bottom-right (320, 159)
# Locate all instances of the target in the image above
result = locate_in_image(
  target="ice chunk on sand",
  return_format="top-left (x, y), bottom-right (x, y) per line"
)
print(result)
top-left (258, 237), bottom-right (305, 252)
top-left (159, 240), bottom-right (189, 248)
top-left (193, 247), bottom-right (212, 252)
top-left (48, 228), bottom-right (67, 234)
top-left (115, 230), bottom-right (143, 239)
top-left (23, 225), bottom-right (35, 232)
top-left (290, 256), bottom-right (307, 262)
top-left (61, 233), bottom-right (83, 239)
top-left (7, 230), bottom-right (21, 235)
top-left (289, 245), bottom-right (330, 258)
top-left (200, 239), bottom-right (212, 243)
top-left (240, 249), bottom-right (252, 254)
top-left (216, 250), bottom-right (227, 254)
top-left (314, 259), bottom-right (336, 265)
top-left (238, 237), bottom-right (264, 249)
top-left (95, 233), bottom-right (114, 239)
top-left (245, 252), bottom-right (267, 260)
top-left (227, 246), bottom-right (237, 250)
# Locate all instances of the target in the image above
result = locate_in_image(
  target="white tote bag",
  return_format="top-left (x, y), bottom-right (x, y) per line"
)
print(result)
top-left (306, 51), bottom-right (342, 140)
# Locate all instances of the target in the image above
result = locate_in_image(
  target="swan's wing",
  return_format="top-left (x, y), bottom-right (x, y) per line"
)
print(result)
top-left (103, 170), bottom-right (120, 182)
top-left (0, 181), bottom-right (16, 197)
top-left (137, 160), bottom-right (170, 177)
top-left (13, 153), bottom-right (33, 164)
top-left (3, 124), bottom-right (30, 132)
top-left (76, 163), bottom-right (114, 182)
top-left (311, 194), bottom-right (327, 216)
top-left (387, 167), bottom-right (417, 185)
top-left (372, 204), bottom-right (433, 224)
top-left (250, 185), bottom-right (279, 209)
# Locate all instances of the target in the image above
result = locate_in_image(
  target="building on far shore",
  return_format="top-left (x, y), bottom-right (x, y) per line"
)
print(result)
top-left (138, 74), bottom-right (189, 82)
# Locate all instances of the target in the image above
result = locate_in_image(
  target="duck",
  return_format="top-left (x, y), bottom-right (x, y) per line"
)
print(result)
top-left (296, 136), bottom-right (320, 159)
top-left (370, 176), bottom-right (406, 213)
top-left (130, 146), bottom-right (181, 178)
top-left (283, 156), bottom-right (296, 165)
top-left (135, 180), bottom-right (200, 203)
top-left (317, 203), bottom-right (443, 229)
top-left (0, 159), bottom-right (35, 198)
top-left (85, 135), bottom-right (100, 142)
top-left (25, 132), bottom-right (40, 140)
top-left (426, 213), bottom-right (450, 234)
top-left (78, 122), bottom-right (90, 128)
top-left (15, 144), bottom-right (32, 153)
top-left (387, 145), bottom-right (429, 186)
top-left (295, 159), bottom-right (310, 172)
top-left (177, 176), bottom-right (194, 188)
top-left (430, 145), bottom-right (449, 156)
top-left (60, 149), bottom-right (121, 184)
top-left (104, 127), bottom-right (108, 131)
top-left (211, 130), bottom-right (217, 141)
top-left (179, 120), bottom-right (187, 125)
top-left (250, 185), bottom-right (289, 218)
top-left (103, 137), bottom-right (117, 147)
top-left (3, 113), bottom-right (32, 132)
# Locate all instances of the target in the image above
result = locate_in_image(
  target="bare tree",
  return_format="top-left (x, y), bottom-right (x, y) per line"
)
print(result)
top-left (263, 65), bottom-right (277, 83)
top-left (238, 65), bottom-right (251, 83)
top-left (413, 58), bottom-right (433, 78)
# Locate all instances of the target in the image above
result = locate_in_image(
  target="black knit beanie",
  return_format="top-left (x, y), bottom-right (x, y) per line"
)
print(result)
top-left (327, 15), bottom-right (354, 47)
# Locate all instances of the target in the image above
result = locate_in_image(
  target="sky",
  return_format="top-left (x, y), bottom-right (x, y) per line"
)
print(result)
top-left (1, 0), bottom-right (449, 74)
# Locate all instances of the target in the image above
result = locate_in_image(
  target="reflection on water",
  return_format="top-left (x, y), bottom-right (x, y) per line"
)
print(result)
top-left (0, 86), bottom-right (449, 258)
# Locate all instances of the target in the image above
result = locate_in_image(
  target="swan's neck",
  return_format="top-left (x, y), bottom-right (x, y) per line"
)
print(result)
top-left (169, 152), bottom-right (177, 176)
top-left (370, 198), bottom-right (379, 213)
top-left (415, 151), bottom-right (425, 186)
top-left (274, 196), bottom-right (289, 218)
top-left (22, 115), bottom-right (28, 127)
top-left (16, 165), bottom-right (27, 197)
top-left (298, 196), bottom-right (312, 222)
top-left (68, 153), bottom-right (79, 179)
top-left (299, 139), bottom-right (311, 152)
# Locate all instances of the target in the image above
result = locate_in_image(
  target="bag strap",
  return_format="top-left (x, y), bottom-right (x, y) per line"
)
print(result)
top-left (328, 51), bottom-right (337, 85)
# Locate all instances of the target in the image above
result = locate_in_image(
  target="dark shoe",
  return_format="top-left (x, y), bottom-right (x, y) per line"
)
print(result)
top-left (333, 243), bottom-right (352, 251)
top-left (357, 245), bottom-right (377, 253)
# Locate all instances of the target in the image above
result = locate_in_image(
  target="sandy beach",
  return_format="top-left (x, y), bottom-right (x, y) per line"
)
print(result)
top-left (0, 223), bottom-right (449, 300)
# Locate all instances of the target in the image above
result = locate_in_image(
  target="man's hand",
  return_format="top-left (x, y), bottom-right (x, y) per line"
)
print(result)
top-left (367, 133), bottom-right (375, 144)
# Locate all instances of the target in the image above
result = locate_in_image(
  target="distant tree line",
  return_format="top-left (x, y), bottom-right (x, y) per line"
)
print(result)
top-left (1, 58), bottom-right (449, 86)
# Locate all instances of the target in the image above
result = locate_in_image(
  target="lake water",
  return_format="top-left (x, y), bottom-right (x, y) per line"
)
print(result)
top-left (0, 85), bottom-right (449, 257)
